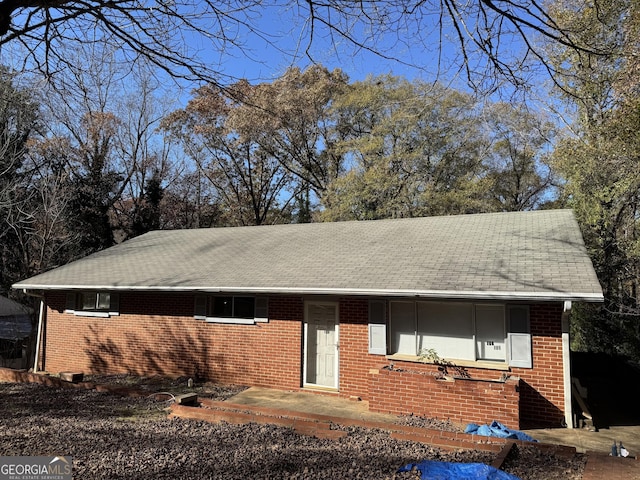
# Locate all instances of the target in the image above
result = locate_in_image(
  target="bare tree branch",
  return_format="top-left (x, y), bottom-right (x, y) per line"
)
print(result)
top-left (0, 1), bottom-right (616, 91)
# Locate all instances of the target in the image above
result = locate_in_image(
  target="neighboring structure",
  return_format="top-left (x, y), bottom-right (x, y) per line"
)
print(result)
top-left (0, 295), bottom-right (32, 366)
top-left (13, 210), bottom-right (603, 429)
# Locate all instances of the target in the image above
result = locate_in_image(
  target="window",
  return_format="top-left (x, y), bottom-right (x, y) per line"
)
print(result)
top-left (65, 291), bottom-right (119, 318)
top-left (388, 300), bottom-right (530, 368)
top-left (81, 292), bottom-right (111, 311)
top-left (418, 302), bottom-right (474, 361)
top-left (390, 301), bottom-right (416, 355)
top-left (475, 305), bottom-right (506, 362)
top-left (194, 295), bottom-right (268, 324)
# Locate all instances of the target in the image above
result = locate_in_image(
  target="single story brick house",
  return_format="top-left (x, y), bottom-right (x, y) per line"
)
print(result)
top-left (13, 209), bottom-right (603, 429)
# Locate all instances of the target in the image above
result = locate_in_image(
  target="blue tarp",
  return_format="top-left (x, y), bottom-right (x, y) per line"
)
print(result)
top-left (464, 421), bottom-right (537, 443)
top-left (397, 460), bottom-right (521, 480)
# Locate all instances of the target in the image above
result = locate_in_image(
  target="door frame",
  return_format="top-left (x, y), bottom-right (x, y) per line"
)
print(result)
top-left (302, 300), bottom-right (339, 390)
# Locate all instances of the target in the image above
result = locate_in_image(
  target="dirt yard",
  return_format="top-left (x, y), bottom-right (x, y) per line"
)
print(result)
top-left (0, 380), bottom-right (586, 479)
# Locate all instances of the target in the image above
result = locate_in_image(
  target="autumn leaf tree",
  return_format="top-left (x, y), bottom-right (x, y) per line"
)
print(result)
top-left (163, 79), bottom-right (296, 226)
top-left (229, 66), bottom-right (350, 219)
top-left (164, 65), bottom-right (349, 224)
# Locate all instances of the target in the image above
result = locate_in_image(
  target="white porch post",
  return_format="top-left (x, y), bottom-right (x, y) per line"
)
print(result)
top-left (562, 300), bottom-right (573, 428)
top-left (33, 298), bottom-right (45, 373)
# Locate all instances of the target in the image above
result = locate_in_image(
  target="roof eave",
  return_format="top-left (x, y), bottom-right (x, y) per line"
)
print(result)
top-left (14, 283), bottom-right (604, 303)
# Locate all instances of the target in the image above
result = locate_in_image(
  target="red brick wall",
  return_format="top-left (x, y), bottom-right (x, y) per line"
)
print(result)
top-left (340, 299), bottom-right (564, 428)
top-left (338, 298), bottom-right (390, 399)
top-left (43, 292), bottom-right (304, 389)
top-left (41, 292), bottom-right (565, 429)
top-left (512, 303), bottom-right (565, 428)
top-left (368, 366), bottom-right (521, 429)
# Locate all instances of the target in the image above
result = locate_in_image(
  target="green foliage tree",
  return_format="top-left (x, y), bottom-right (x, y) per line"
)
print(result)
top-left (130, 169), bottom-right (164, 237)
top-left (481, 102), bottom-right (556, 211)
top-left (320, 76), bottom-right (555, 220)
top-left (549, 0), bottom-right (640, 359)
top-left (64, 111), bottom-right (122, 258)
top-left (321, 76), bottom-right (486, 220)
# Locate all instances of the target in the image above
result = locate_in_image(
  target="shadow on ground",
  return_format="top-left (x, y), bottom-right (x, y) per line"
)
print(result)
top-left (572, 352), bottom-right (640, 430)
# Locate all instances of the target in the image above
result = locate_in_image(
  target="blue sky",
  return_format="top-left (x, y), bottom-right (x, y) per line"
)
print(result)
top-left (0, 2), bottom-right (535, 99)
top-left (175, 2), bottom-right (541, 107)
top-left (179, 3), bottom-right (479, 88)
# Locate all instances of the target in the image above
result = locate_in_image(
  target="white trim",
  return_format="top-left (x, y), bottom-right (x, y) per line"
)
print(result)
top-left (303, 314), bottom-right (309, 386)
top-left (65, 309), bottom-right (119, 318)
top-left (33, 299), bottom-right (45, 373)
top-left (15, 284), bottom-right (604, 302)
top-left (71, 310), bottom-right (111, 318)
top-left (562, 300), bottom-right (573, 428)
top-left (204, 316), bottom-right (255, 325)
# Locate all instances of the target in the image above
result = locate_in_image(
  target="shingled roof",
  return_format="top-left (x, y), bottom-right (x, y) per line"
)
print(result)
top-left (13, 209), bottom-right (603, 302)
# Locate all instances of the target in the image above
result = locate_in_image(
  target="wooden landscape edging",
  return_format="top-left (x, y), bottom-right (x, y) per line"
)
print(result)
top-left (171, 399), bottom-right (515, 453)
top-left (1, 366), bottom-right (578, 468)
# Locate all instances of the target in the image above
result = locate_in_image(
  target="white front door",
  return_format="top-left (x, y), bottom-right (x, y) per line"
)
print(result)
top-left (304, 302), bottom-right (339, 389)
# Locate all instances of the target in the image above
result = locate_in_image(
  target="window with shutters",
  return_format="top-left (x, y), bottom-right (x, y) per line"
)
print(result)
top-left (65, 291), bottom-right (119, 318)
top-left (387, 300), bottom-right (531, 369)
top-left (194, 295), bottom-right (268, 325)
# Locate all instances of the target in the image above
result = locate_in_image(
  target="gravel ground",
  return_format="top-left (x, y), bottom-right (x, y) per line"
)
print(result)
top-left (0, 380), bottom-right (586, 479)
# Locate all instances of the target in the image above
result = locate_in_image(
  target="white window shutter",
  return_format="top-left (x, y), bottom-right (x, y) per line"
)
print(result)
top-left (255, 297), bottom-right (269, 322)
top-left (508, 333), bottom-right (532, 368)
top-left (508, 306), bottom-right (532, 368)
top-left (194, 296), bottom-right (207, 319)
top-left (369, 323), bottom-right (387, 355)
top-left (65, 293), bottom-right (76, 312)
top-left (368, 300), bottom-right (387, 355)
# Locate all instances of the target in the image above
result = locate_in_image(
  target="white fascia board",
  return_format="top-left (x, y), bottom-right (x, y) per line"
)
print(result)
top-left (16, 283), bottom-right (604, 303)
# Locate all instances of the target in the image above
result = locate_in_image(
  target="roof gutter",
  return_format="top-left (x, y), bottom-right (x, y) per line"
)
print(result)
top-left (14, 284), bottom-right (605, 303)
